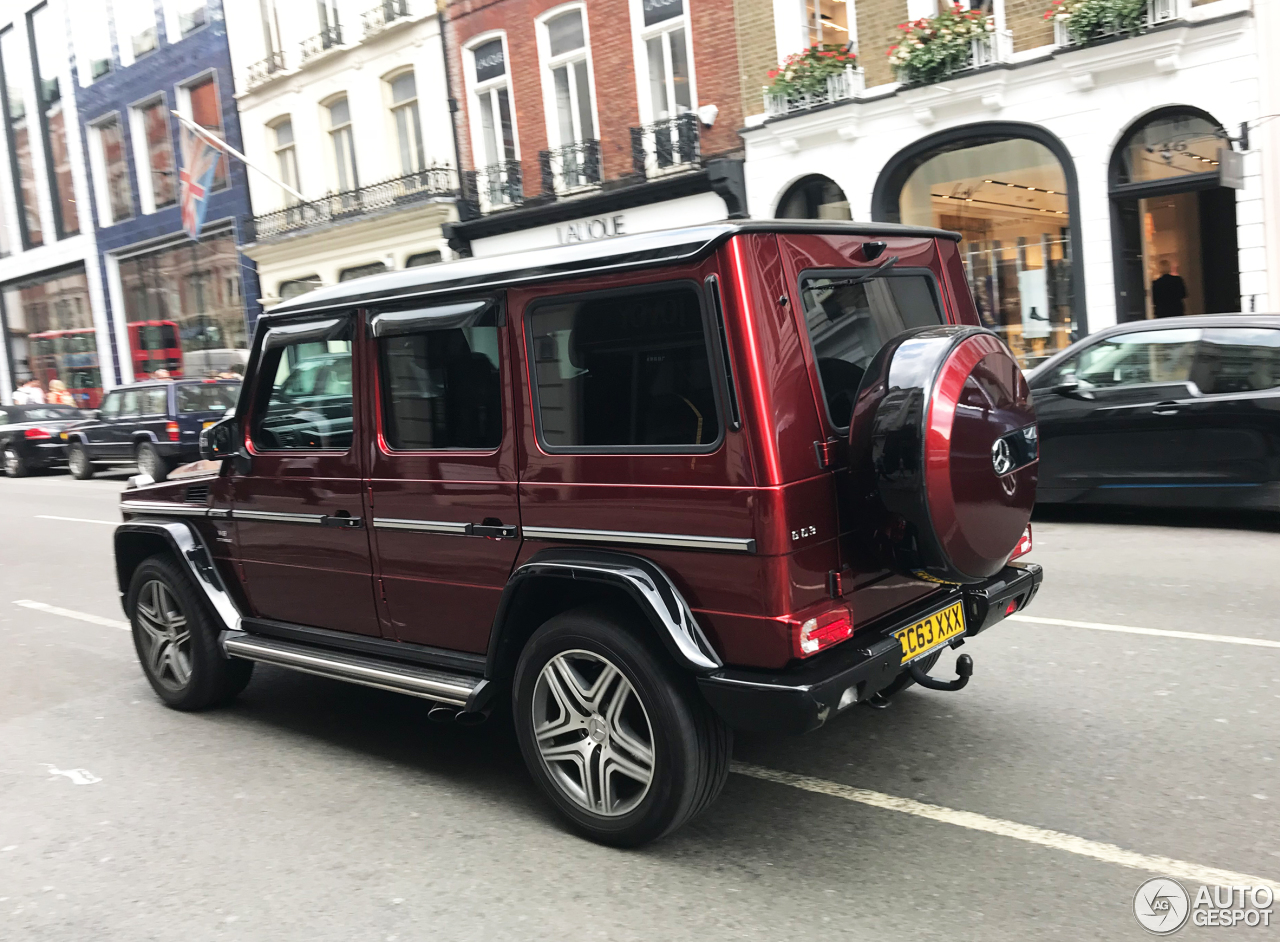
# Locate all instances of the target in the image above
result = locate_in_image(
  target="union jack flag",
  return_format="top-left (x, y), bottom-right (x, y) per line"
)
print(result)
top-left (179, 121), bottom-right (223, 239)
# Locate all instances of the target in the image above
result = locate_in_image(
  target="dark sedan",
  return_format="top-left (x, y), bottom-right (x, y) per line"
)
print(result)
top-left (0, 404), bottom-right (87, 477)
top-left (1026, 314), bottom-right (1280, 509)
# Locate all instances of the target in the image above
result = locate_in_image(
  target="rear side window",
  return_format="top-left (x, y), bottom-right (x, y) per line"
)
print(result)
top-left (253, 339), bottom-right (353, 451)
top-left (1191, 327), bottom-right (1280, 394)
top-left (142, 387), bottom-right (168, 414)
top-left (528, 285), bottom-right (721, 450)
top-left (799, 272), bottom-right (944, 427)
top-left (177, 383), bottom-right (240, 414)
top-left (379, 326), bottom-right (501, 450)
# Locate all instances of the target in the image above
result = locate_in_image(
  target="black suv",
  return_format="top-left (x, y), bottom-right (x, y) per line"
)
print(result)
top-left (65, 379), bottom-right (240, 481)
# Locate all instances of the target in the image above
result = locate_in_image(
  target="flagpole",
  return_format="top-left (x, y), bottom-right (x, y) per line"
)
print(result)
top-left (171, 109), bottom-right (306, 203)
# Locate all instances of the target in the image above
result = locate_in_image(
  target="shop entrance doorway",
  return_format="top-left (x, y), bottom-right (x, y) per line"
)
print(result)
top-left (1110, 109), bottom-right (1240, 322)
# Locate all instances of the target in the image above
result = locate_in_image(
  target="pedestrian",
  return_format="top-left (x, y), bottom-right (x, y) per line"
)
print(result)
top-left (1151, 259), bottom-right (1187, 319)
top-left (13, 379), bottom-right (45, 404)
top-left (47, 379), bottom-right (74, 405)
top-left (153, 368), bottom-right (171, 380)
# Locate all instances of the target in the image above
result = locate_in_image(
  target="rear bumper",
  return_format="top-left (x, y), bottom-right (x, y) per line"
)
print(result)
top-left (28, 441), bottom-right (68, 466)
top-left (697, 563), bottom-right (1043, 734)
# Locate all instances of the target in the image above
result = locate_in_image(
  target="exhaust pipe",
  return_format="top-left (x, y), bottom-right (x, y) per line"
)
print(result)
top-left (428, 705), bottom-right (460, 724)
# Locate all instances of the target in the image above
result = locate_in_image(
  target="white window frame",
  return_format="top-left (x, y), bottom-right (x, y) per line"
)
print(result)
top-left (628, 0), bottom-right (698, 127)
top-left (463, 31), bottom-right (520, 172)
top-left (268, 115), bottom-right (300, 206)
top-left (117, 1), bottom-right (160, 69)
top-left (87, 112), bottom-right (133, 226)
top-left (383, 66), bottom-right (427, 177)
top-left (164, 1), bottom-right (211, 43)
top-left (73, 3), bottom-right (115, 87)
top-left (128, 92), bottom-right (173, 215)
top-left (322, 93), bottom-right (358, 194)
top-left (535, 3), bottom-right (600, 152)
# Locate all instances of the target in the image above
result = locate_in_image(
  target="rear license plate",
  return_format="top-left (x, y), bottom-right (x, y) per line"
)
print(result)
top-left (894, 601), bottom-right (966, 665)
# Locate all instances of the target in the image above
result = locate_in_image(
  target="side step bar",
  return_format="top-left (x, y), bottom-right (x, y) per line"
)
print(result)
top-left (222, 632), bottom-right (483, 708)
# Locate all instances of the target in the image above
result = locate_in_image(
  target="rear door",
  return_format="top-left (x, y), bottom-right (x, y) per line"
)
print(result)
top-left (366, 296), bottom-right (520, 654)
top-left (80, 390), bottom-right (121, 458)
top-left (137, 385), bottom-right (169, 451)
top-left (232, 315), bottom-right (379, 636)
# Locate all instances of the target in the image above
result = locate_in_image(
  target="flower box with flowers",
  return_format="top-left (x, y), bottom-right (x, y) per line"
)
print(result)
top-left (1046, 0), bottom-right (1156, 45)
top-left (887, 3), bottom-right (998, 87)
top-left (763, 45), bottom-right (863, 117)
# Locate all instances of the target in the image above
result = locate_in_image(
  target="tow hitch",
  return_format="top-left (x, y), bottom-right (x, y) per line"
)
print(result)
top-left (908, 652), bottom-right (973, 691)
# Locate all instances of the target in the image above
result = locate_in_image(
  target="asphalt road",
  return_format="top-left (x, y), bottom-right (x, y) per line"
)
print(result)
top-left (2, 472), bottom-right (1278, 941)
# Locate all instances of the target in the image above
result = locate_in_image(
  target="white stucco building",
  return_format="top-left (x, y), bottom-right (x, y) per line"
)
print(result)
top-left (744, 0), bottom-right (1273, 368)
top-left (223, 0), bottom-right (459, 307)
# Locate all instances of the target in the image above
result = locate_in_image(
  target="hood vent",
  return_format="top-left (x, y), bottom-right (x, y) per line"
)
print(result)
top-left (184, 484), bottom-right (210, 504)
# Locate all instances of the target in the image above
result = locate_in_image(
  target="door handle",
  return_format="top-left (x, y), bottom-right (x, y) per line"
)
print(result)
top-left (321, 512), bottom-right (363, 528)
top-left (467, 521), bottom-right (518, 539)
top-left (1151, 401), bottom-right (1182, 416)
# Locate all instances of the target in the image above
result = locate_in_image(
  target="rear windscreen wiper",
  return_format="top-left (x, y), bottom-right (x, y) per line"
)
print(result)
top-left (811, 256), bottom-right (900, 290)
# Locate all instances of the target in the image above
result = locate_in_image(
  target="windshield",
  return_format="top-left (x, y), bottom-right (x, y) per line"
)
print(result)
top-left (799, 272), bottom-right (945, 426)
top-left (177, 383), bottom-right (241, 414)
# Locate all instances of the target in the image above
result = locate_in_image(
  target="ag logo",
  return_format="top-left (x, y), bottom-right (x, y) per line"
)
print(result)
top-left (1133, 877), bottom-right (1190, 934)
top-left (991, 437), bottom-right (1014, 476)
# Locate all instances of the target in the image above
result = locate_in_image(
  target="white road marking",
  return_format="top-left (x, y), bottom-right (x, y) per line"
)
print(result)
top-left (732, 763), bottom-right (1280, 894)
top-left (1008, 613), bottom-right (1280, 649)
top-left (42, 765), bottom-right (101, 785)
top-left (13, 600), bottom-right (128, 631)
top-left (34, 514), bottom-right (117, 526)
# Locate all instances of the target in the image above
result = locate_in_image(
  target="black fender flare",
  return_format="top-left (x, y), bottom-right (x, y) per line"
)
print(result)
top-left (486, 548), bottom-right (722, 679)
top-left (114, 519), bottom-right (243, 632)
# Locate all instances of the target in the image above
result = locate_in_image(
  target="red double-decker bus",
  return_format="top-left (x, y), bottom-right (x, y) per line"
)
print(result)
top-left (128, 320), bottom-right (183, 379)
top-left (27, 328), bottom-right (103, 408)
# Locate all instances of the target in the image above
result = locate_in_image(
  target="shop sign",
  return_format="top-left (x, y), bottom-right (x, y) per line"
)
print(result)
top-left (1218, 147), bottom-right (1244, 190)
top-left (556, 215), bottom-right (627, 245)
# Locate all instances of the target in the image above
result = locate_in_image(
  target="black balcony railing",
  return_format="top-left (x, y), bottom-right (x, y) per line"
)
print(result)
top-left (539, 140), bottom-right (602, 197)
top-left (249, 166), bottom-right (458, 241)
top-left (630, 113), bottom-right (700, 180)
top-left (300, 24), bottom-right (343, 62)
top-left (463, 160), bottom-right (523, 214)
top-left (363, 0), bottom-right (409, 35)
top-left (245, 51), bottom-right (286, 89)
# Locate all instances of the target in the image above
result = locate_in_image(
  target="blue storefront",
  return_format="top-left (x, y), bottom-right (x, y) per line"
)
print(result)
top-left (72, 0), bottom-right (260, 384)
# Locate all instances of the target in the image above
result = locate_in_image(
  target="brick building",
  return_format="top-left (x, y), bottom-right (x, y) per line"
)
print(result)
top-left (441, 0), bottom-right (749, 257)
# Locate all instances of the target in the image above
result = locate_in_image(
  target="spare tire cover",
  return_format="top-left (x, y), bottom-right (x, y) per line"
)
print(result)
top-left (847, 326), bottom-right (1037, 585)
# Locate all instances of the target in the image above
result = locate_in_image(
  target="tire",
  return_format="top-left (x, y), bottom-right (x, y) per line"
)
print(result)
top-left (877, 649), bottom-right (942, 699)
top-left (512, 607), bottom-right (731, 847)
top-left (3, 443), bottom-right (29, 478)
top-left (136, 442), bottom-right (168, 482)
top-left (67, 442), bottom-right (95, 480)
top-left (126, 554), bottom-right (253, 711)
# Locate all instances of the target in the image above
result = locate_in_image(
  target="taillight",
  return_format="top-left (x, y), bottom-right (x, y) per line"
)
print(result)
top-left (1010, 524), bottom-right (1032, 560)
top-left (24, 427), bottom-right (53, 440)
top-left (166, 421), bottom-right (180, 442)
top-left (791, 606), bottom-right (854, 658)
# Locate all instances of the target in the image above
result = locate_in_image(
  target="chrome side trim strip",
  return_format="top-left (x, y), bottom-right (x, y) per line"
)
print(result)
top-left (372, 517), bottom-right (470, 535)
top-left (120, 500), bottom-right (209, 517)
top-left (233, 509), bottom-right (326, 525)
top-left (222, 633), bottom-right (479, 706)
top-left (522, 526), bottom-right (755, 554)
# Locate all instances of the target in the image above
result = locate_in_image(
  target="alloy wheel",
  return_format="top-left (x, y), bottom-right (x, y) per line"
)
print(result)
top-left (69, 446), bottom-right (89, 477)
top-left (138, 445), bottom-right (160, 479)
top-left (531, 649), bottom-right (655, 817)
top-left (135, 579), bottom-right (193, 691)
top-left (3, 446), bottom-right (19, 476)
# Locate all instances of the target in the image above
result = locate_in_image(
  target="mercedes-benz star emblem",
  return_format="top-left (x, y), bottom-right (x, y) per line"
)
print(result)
top-left (991, 437), bottom-right (1014, 476)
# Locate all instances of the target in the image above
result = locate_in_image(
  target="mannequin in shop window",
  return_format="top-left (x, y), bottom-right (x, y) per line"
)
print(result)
top-left (1151, 259), bottom-right (1187, 319)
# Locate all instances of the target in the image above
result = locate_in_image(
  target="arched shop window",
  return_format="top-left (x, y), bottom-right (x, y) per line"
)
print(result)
top-left (872, 124), bottom-right (1084, 369)
top-left (1109, 108), bottom-right (1239, 323)
top-left (776, 175), bottom-right (850, 220)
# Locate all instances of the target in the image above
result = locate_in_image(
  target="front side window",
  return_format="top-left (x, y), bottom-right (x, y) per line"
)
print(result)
top-left (254, 338), bottom-right (353, 451)
top-left (799, 273), bottom-right (945, 427)
top-left (328, 96), bottom-right (357, 192)
top-left (389, 71), bottom-right (425, 176)
top-left (379, 324), bottom-right (502, 450)
top-left (138, 98), bottom-right (177, 209)
top-left (30, 3), bottom-right (79, 237)
top-left (1055, 329), bottom-right (1201, 390)
top-left (529, 285), bottom-right (720, 450)
top-left (0, 26), bottom-right (44, 247)
top-left (186, 75), bottom-right (227, 190)
top-left (100, 391), bottom-right (122, 417)
top-left (1189, 328), bottom-right (1280, 394)
top-left (639, 0), bottom-right (692, 121)
top-left (96, 115), bottom-right (133, 223)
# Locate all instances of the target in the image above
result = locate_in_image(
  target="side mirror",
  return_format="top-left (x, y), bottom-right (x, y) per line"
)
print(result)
top-left (200, 415), bottom-right (239, 461)
top-left (1049, 378), bottom-right (1093, 400)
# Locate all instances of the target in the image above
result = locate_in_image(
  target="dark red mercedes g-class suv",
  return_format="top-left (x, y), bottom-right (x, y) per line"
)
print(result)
top-left (114, 221), bottom-right (1041, 846)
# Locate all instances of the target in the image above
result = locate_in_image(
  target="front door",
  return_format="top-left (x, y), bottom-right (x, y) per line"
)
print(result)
top-left (232, 315), bottom-right (379, 637)
top-left (366, 296), bottom-right (521, 654)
